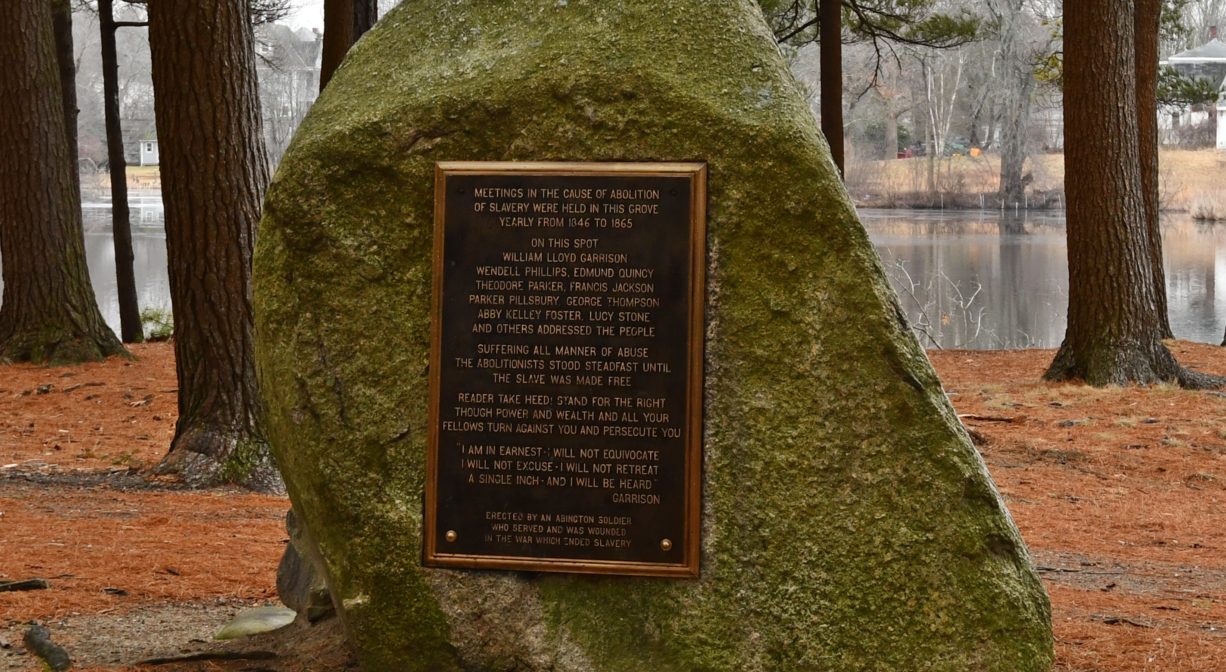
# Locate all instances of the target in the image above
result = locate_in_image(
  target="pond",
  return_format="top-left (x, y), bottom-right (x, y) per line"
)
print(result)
top-left (864, 209), bottom-right (1225, 349)
top-left (43, 200), bottom-right (1226, 351)
top-left (80, 193), bottom-right (172, 330)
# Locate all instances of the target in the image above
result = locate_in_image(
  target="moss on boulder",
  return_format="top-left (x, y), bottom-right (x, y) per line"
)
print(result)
top-left (253, 1), bottom-right (1053, 669)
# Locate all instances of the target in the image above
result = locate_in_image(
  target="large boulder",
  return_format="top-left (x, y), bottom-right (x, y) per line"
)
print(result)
top-left (253, 1), bottom-right (1054, 670)
top-left (276, 508), bottom-right (335, 623)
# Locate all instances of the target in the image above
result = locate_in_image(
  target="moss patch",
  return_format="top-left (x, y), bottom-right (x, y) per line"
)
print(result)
top-left (253, 1), bottom-right (1053, 669)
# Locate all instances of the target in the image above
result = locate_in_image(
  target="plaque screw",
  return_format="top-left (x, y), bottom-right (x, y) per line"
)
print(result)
top-left (660, 538), bottom-right (673, 552)
top-left (445, 530), bottom-right (458, 543)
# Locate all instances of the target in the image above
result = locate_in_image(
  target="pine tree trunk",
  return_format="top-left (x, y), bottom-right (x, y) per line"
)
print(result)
top-left (50, 0), bottom-right (79, 177)
top-left (100, 0), bottom-right (144, 343)
top-left (1135, 0), bottom-right (1174, 339)
top-left (352, 0), bottom-right (377, 38)
top-left (320, 0), bottom-right (378, 90)
top-left (819, 0), bottom-right (843, 178)
top-left (1044, 0), bottom-right (1184, 386)
top-left (0, 0), bottom-right (126, 365)
top-left (148, 0), bottom-right (279, 490)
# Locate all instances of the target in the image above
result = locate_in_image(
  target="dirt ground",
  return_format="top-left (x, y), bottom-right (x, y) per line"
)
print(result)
top-left (1, 341), bottom-right (1224, 671)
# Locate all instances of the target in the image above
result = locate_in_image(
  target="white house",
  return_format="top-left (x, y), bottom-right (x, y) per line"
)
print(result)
top-left (1159, 28), bottom-right (1226, 147)
top-left (1218, 85), bottom-right (1226, 151)
top-left (255, 24), bottom-right (323, 164)
top-left (139, 139), bottom-right (159, 166)
top-left (121, 121), bottom-right (159, 167)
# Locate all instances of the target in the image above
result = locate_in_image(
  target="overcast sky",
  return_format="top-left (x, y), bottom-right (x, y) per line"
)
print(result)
top-left (280, 0), bottom-right (403, 32)
top-left (283, 0), bottom-right (325, 31)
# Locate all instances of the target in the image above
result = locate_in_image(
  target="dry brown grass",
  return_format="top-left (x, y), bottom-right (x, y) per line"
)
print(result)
top-left (1159, 149), bottom-right (1226, 212)
top-left (848, 148), bottom-right (1226, 211)
top-left (1189, 193), bottom-right (1226, 221)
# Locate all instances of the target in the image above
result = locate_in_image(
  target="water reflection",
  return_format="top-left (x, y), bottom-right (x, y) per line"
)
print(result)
top-left (863, 209), bottom-right (1226, 349)
top-left (82, 201), bottom-right (171, 333)
top-left (81, 192), bottom-right (172, 333)
top-left (2, 199), bottom-right (1222, 351)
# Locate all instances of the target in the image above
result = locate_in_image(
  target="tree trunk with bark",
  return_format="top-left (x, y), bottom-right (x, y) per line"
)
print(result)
top-left (994, 0), bottom-right (1034, 209)
top-left (100, 0), bottom-right (144, 343)
top-left (966, 94), bottom-right (984, 149)
top-left (819, 0), bottom-right (843, 178)
top-left (873, 67), bottom-right (905, 160)
top-left (0, 0), bottom-right (126, 365)
top-left (883, 105), bottom-right (899, 159)
top-left (50, 0), bottom-right (79, 175)
top-left (1135, 0), bottom-right (1174, 339)
top-left (148, 0), bottom-right (280, 489)
top-left (983, 99), bottom-right (999, 151)
top-left (1045, 0), bottom-right (1219, 389)
top-left (997, 77), bottom-right (1032, 207)
top-left (320, 0), bottom-right (377, 90)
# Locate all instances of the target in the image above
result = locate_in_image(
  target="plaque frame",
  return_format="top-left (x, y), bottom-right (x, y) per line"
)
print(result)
top-left (424, 161), bottom-right (707, 577)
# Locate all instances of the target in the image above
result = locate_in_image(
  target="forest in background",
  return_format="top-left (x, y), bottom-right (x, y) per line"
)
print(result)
top-left (4, 0), bottom-right (1224, 484)
top-left (63, 0), bottom-right (1226, 215)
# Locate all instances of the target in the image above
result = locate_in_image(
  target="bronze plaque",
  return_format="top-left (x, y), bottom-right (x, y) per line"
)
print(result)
top-left (424, 162), bottom-right (706, 577)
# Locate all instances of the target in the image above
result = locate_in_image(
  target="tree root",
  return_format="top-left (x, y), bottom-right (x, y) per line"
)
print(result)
top-left (1044, 339), bottom-right (1224, 389)
top-left (1176, 367), bottom-right (1226, 390)
top-left (0, 579), bottom-right (49, 592)
top-left (153, 426), bottom-right (284, 493)
top-left (23, 624), bottom-right (71, 672)
top-left (0, 324), bottom-right (128, 365)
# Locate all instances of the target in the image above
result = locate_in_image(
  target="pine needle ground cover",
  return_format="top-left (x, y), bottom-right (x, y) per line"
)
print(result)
top-left (0, 341), bottom-right (1223, 671)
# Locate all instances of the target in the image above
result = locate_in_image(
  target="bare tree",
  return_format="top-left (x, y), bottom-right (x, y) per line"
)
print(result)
top-left (870, 58), bottom-right (910, 159)
top-left (250, 0), bottom-right (292, 26)
top-left (761, 0), bottom-right (980, 177)
top-left (1172, 0), bottom-right (1226, 50)
top-left (988, 0), bottom-right (1038, 209)
top-left (256, 24), bottom-right (322, 166)
top-left (910, 44), bottom-right (967, 194)
top-left (959, 38), bottom-right (999, 150)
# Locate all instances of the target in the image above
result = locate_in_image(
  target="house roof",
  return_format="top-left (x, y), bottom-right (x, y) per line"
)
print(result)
top-left (256, 23), bottom-right (322, 72)
top-left (1168, 38), bottom-right (1226, 63)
